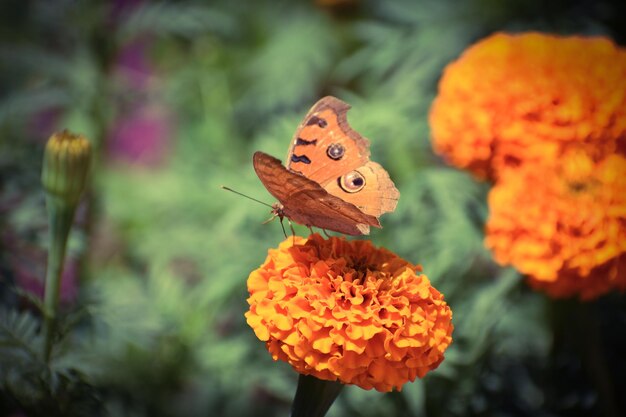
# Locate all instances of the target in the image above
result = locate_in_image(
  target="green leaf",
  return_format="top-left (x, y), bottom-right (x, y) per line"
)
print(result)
top-left (118, 3), bottom-right (238, 40)
top-left (0, 308), bottom-right (42, 368)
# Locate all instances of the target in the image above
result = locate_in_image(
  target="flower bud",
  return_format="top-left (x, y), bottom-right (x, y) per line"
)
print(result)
top-left (41, 130), bottom-right (91, 206)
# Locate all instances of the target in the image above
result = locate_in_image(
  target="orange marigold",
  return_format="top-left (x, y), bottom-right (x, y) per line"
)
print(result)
top-left (429, 32), bottom-right (626, 180)
top-left (245, 234), bottom-right (453, 392)
top-left (485, 152), bottom-right (626, 299)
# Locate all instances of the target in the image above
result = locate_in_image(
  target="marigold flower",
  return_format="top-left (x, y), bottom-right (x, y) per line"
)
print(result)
top-left (429, 32), bottom-right (626, 180)
top-left (485, 152), bottom-right (626, 299)
top-left (245, 234), bottom-right (453, 392)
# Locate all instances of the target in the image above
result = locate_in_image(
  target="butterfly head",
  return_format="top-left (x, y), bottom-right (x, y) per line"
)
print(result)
top-left (271, 203), bottom-right (285, 221)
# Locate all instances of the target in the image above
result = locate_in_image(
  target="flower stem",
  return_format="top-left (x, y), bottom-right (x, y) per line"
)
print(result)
top-left (576, 302), bottom-right (620, 417)
top-left (42, 196), bottom-right (76, 362)
top-left (290, 374), bottom-right (343, 417)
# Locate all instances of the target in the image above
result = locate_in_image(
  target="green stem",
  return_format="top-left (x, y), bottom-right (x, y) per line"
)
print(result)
top-left (290, 374), bottom-right (344, 417)
top-left (42, 196), bottom-right (76, 362)
top-left (576, 302), bottom-right (620, 417)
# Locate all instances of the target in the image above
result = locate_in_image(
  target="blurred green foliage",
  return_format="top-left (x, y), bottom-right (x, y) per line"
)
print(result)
top-left (1, 0), bottom-right (626, 416)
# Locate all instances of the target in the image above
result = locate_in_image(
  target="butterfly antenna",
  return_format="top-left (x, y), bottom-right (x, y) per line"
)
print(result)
top-left (221, 186), bottom-right (273, 208)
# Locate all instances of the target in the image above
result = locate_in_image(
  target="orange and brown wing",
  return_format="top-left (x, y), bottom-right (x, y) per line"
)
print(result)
top-left (286, 96), bottom-right (370, 186)
top-left (253, 152), bottom-right (380, 235)
top-left (322, 161), bottom-right (399, 218)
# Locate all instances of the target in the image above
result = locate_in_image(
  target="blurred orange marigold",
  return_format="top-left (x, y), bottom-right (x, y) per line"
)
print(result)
top-left (485, 152), bottom-right (626, 299)
top-left (245, 234), bottom-right (453, 392)
top-left (429, 32), bottom-right (626, 180)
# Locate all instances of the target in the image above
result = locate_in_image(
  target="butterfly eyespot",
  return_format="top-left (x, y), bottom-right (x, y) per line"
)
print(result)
top-left (327, 143), bottom-right (345, 160)
top-left (339, 170), bottom-right (366, 193)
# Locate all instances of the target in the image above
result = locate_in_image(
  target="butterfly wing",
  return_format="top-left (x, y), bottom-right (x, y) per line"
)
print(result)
top-left (286, 96), bottom-right (399, 218)
top-left (253, 152), bottom-right (380, 235)
top-left (322, 160), bottom-right (399, 217)
top-left (286, 96), bottom-right (370, 185)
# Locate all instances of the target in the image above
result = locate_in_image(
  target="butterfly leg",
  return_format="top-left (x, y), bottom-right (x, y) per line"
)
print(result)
top-left (307, 226), bottom-right (314, 237)
top-left (262, 213), bottom-right (287, 238)
top-left (287, 219), bottom-right (297, 245)
top-left (278, 218), bottom-right (288, 239)
top-left (262, 215), bottom-right (276, 225)
top-left (322, 229), bottom-right (331, 238)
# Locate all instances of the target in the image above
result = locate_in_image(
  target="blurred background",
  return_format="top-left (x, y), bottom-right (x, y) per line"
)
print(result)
top-left (1, 0), bottom-right (625, 416)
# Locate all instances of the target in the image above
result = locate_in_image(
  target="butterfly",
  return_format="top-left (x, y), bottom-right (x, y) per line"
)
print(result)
top-left (253, 96), bottom-right (399, 235)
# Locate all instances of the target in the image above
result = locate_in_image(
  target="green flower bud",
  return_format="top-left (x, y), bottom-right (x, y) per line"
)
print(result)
top-left (41, 130), bottom-right (91, 206)
top-left (41, 130), bottom-right (91, 361)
